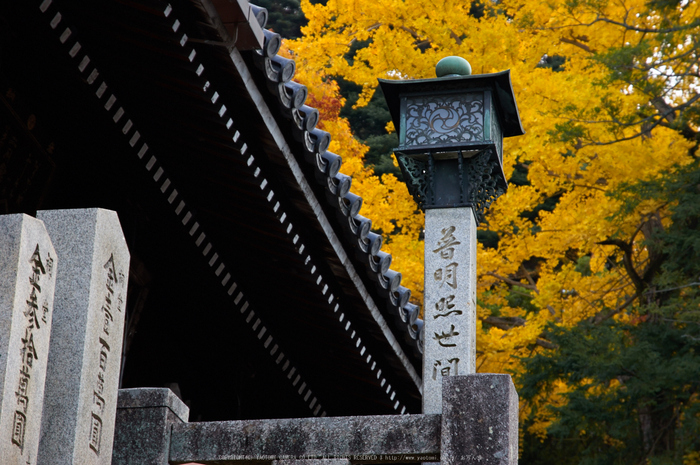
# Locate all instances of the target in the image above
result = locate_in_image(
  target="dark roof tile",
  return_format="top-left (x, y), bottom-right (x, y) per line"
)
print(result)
top-left (249, 4), bottom-right (424, 358)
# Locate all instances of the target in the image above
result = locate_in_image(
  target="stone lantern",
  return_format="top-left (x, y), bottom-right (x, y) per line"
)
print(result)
top-left (379, 57), bottom-right (524, 414)
top-left (379, 56), bottom-right (524, 220)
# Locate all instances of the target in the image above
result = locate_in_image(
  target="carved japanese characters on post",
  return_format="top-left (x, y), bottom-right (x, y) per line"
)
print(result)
top-left (12, 246), bottom-right (48, 452)
top-left (0, 214), bottom-right (57, 465)
top-left (36, 208), bottom-right (130, 465)
top-left (89, 254), bottom-right (125, 456)
top-left (422, 207), bottom-right (477, 414)
top-left (430, 226), bottom-right (465, 381)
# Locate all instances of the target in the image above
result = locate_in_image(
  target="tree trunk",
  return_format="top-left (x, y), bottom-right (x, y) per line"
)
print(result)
top-left (638, 401), bottom-right (676, 457)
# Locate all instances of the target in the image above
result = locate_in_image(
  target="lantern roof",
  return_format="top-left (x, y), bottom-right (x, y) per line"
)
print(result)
top-left (378, 70), bottom-right (525, 139)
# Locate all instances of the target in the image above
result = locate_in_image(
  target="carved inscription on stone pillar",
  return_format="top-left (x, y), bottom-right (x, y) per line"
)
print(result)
top-left (423, 207), bottom-right (477, 414)
top-left (0, 214), bottom-right (57, 465)
top-left (11, 245), bottom-right (50, 453)
top-left (36, 208), bottom-right (130, 465)
top-left (430, 226), bottom-right (463, 381)
top-left (88, 254), bottom-right (126, 456)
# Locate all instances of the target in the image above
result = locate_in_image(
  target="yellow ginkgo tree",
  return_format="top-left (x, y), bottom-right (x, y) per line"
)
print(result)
top-left (290, 0), bottom-right (697, 359)
top-left (286, 0), bottom-right (699, 459)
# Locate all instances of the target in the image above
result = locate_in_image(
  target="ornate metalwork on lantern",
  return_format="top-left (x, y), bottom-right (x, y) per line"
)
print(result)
top-left (379, 57), bottom-right (525, 222)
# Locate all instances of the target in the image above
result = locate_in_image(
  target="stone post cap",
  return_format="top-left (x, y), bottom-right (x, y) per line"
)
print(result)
top-left (443, 373), bottom-right (515, 389)
top-left (117, 388), bottom-right (190, 423)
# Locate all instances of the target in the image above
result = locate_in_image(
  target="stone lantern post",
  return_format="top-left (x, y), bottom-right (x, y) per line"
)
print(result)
top-left (379, 57), bottom-right (525, 414)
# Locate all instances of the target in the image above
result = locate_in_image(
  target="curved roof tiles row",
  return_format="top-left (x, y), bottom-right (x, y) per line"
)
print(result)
top-left (248, 6), bottom-right (425, 358)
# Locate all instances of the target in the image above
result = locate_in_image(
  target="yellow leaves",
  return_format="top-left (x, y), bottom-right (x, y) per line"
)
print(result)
top-left (521, 379), bottom-right (571, 440)
top-left (284, 40), bottom-right (425, 304)
top-left (684, 451), bottom-right (700, 465)
top-left (295, 0), bottom-right (521, 101)
top-left (291, 0), bottom-right (698, 431)
top-left (385, 120), bottom-right (395, 134)
top-left (383, 229), bottom-right (424, 303)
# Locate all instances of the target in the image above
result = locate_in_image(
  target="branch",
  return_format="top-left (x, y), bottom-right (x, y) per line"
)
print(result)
top-left (591, 293), bottom-right (638, 324)
top-left (577, 274), bottom-right (634, 317)
top-left (639, 213), bottom-right (666, 288)
top-left (482, 316), bottom-right (526, 330)
top-left (398, 25), bottom-right (421, 40)
top-left (597, 238), bottom-right (645, 294)
top-left (559, 37), bottom-right (594, 53)
top-left (508, 333), bottom-right (559, 351)
top-left (576, 92), bottom-right (700, 146)
top-left (638, 409), bottom-right (681, 463)
top-left (646, 281), bottom-right (700, 295)
top-left (485, 271), bottom-right (538, 291)
top-left (596, 16), bottom-right (700, 34)
top-left (643, 47), bottom-right (700, 73)
top-left (519, 264), bottom-right (538, 290)
top-left (652, 96), bottom-right (676, 124)
top-left (536, 338), bottom-right (557, 349)
top-left (572, 183), bottom-right (607, 192)
top-left (539, 16), bottom-right (700, 35)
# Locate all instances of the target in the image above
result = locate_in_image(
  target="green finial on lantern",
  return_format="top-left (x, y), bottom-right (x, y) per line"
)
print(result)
top-left (435, 56), bottom-right (472, 78)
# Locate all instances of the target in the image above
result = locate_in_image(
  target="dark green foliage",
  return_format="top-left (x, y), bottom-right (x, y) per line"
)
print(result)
top-left (344, 39), bottom-right (373, 67)
top-left (336, 77), bottom-right (402, 177)
top-left (615, 158), bottom-right (700, 278)
top-left (519, 429), bottom-right (585, 465)
top-left (253, 0), bottom-right (307, 39)
top-left (477, 230), bottom-right (500, 249)
top-left (646, 0), bottom-right (685, 11)
top-left (338, 78), bottom-right (391, 140)
top-left (509, 161), bottom-right (531, 186)
top-left (653, 169), bottom-right (700, 279)
top-left (520, 191), bottom-right (562, 222)
top-left (574, 255), bottom-right (592, 277)
top-left (519, 159), bottom-right (700, 464)
top-left (364, 133), bottom-right (401, 178)
top-left (548, 121), bottom-right (587, 144)
top-left (593, 41), bottom-right (654, 88)
top-left (506, 286), bottom-right (539, 315)
top-left (469, 0), bottom-right (486, 19)
top-left (537, 55), bottom-right (566, 72)
top-left (520, 315), bottom-right (700, 464)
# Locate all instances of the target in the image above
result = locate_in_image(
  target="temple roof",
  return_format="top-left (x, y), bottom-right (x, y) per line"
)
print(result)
top-left (0, 0), bottom-right (424, 418)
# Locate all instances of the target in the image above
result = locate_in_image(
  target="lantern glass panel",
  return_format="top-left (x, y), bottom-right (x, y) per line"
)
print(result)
top-left (403, 92), bottom-right (484, 149)
top-left (488, 95), bottom-right (503, 165)
top-left (433, 159), bottom-right (464, 207)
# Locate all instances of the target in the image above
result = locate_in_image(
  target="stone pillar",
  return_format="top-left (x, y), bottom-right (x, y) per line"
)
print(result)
top-left (441, 375), bottom-right (518, 465)
top-left (0, 214), bottom-right (57, 464)
top-left (36, 208), bottom-right (130, 464)
top-left (112, 388), bottom-right (190, 465)
top-left (422, 207), bottom-right (477, 414)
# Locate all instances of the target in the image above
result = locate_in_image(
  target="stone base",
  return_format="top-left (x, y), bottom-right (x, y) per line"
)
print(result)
top-left (112, 388), bottom-right (190, 465)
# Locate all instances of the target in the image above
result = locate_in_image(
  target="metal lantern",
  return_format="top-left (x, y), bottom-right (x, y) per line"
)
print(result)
top-left (379, 57), bottom-right (525, 221)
